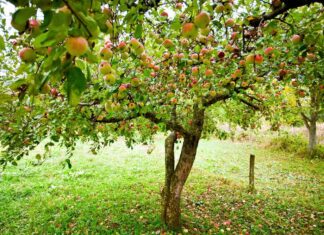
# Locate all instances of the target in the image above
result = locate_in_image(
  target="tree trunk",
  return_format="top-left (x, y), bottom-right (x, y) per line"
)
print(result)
top-left (308, 118), bottom-right (317, 154)
top-left (161, 134), bottom-right (201, 230)
top-left (161, 132), bottom-right (176, 225)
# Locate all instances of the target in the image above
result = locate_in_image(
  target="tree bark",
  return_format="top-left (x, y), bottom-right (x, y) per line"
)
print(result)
top-left (308, 117), bottom-right (317, 153)
top-left (161, 134), bottom-right (201, 230)
top-left (161, 106), bottom-right (204, 230)
top-left (161, 132), bottom-right (176, 225)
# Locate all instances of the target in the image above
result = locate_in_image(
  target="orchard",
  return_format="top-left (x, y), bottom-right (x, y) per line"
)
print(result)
top-left (0, 0), bottom-right (323, 232)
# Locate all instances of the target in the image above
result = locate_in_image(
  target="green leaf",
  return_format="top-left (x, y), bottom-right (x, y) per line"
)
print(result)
top-left (79, 12), bottom-right (100, 37)
top-left (0, 36), bottom-right (5, 51)
top-left (11, 7), bottom-right (36, 32)
top-left (66, 67), bottom-right (87, 106)
top-left (65, 159), bottom-right (72, 169)
top-left (134, 24), bottom-right (142, 38)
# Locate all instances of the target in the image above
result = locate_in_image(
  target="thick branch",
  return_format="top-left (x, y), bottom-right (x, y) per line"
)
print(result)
top-left (203, 93), bottom-right (231, 107)
top-left (238, 97), bottom-right (261, 111)
top-left (300, 111), bottom-right (311, 130)
top-left (93, 111), bottom-right (189, 135)
top-left (249, 0), bottom-right (324, 27)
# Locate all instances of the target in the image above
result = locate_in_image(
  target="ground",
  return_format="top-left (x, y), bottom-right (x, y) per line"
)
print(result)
top-left (0, 136), bottom-right (323, 234)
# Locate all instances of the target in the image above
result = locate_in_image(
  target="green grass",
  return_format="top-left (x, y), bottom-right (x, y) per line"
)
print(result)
top-left (0, 136), bottom-right (323, 234)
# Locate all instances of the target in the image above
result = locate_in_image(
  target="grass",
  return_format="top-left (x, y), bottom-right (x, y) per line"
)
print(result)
top-left (0, 136), bottom-right (323, 234)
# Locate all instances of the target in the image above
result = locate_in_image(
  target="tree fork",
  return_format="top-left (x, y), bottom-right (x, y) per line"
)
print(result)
top-left (162, 110), bottom-right (204, 230)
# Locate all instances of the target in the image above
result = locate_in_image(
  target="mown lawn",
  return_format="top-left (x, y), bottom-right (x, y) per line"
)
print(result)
top-left (0, 136), bottom-right (323, 234)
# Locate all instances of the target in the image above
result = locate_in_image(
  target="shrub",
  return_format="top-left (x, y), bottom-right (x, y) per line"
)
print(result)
top-left (269, 132), bottom-right (324, 158)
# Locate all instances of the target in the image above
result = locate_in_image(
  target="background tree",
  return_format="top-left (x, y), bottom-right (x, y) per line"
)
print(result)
top-left (0, 0), bottom-right (322, 230)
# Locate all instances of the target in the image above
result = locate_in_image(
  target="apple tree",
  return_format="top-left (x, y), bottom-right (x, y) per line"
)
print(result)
top-left (0, 0), bottom-right (322, 229)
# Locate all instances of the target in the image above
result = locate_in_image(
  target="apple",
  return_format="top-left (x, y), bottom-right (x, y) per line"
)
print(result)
top-left (182, 23), bottom-right (198, 38)
top-left (231, 69), bottom-right (242, 78)
top-left (176, 3), bottom-right (183, 9)
top-left (224, 3), bottom-right (233, 11)
top-left (118, 41), bottom-right (127, 51)
top-left (104, 73), bottom-right (117, 85)
top-left (29, 19), bottom-right (40, 30)
top-left (279, 69), bottom-right (288, 77)
top-left (19, 48), bottom-right (36, 63)
top-left (225, 18), bottom-right (235, 27)
top-left (160, 11), bottom-right (168, 17)
top-left (245, 54), bottom-right (255, 64)
top-left (209, 90), bottom-right (217, 97)
top-left (128, 102), bottom-right (136, 109)
top-left (291, 34), bottom-right (301, 44)
top-left (279, 62), bottom-right (286, 68)
top-left (205, 69), bottom-right (213, 77)
top-left (167, 92), bottom-right (174, 98)
top-left (153, 65), bottom-right (160, 71)
top-left (239, 60), bottom-right (245, 66)
top-left (194, 12), bottom-right (210, 29)
top-left (200, 48), bottom-right (209, 55)
top-left (50, 88), bottom-right (58, 97)
top-left (231, 32), bottom-right (238, 40)
top-left (131, 77), bottom-right (140, 87)
top-left (291, 78), bottom-right (298, 87)
top-left (99, 62), bottom-right (112, 74)
top-left (180, 38), bottom-right (189, 47)
top-left (118, 84), bottom-right (128, 92)
top-left (297, 56), bottom-right (305, 64)
top-left (192, 66), bottom-right (199, 75)
top-left (264, 47), bottom-right (274, 56)
top-left (100, 47), bottom-right (113, 60)
top-left (121, 52), bottom-right (129, 60)
top-left (170, 98), bottom-right (177, 104)
top-left (298, 90), bottom-right (306, 97)
top-left (255, 54), bottom-right (263, 64)
top-left (65, 36), bottom-right (89, 56)
top-left (218, 51), bottom-right (225, 58)
top-left (215, 5), bottom-right (225, 13)
top-left (130, 38), bottom-right (141, 48)
top-left (179, 73), bottom-right (186, 82)
top-left (163, 39), bottom-right (174, 48)
top-left (307, 53), bottom-right (316, 61)
top-left (163, 52), bottom-right (170, 59)
top-left (241, 81), bottom-right (249, 88)
top-left (272, 0), bottom-right (282, 8)
top-left (191, 53), bottom-right (199, 60)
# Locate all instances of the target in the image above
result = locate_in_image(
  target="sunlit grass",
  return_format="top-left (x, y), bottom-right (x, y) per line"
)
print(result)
top-left (0, 137), bottom-right (323, 234)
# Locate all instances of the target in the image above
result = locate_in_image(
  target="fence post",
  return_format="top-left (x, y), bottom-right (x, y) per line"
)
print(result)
top-left (249, 154), bottom-right (255, 192)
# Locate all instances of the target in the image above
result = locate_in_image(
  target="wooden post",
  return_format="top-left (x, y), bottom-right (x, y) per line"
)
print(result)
top-left (249, 154), bottom-right (255, 192)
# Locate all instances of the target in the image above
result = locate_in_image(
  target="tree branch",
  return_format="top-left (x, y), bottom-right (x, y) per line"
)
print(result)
top-left (62, 0), bottom-right (93, 37)
top-left (202, 93), bottom-right (231, 107)
top-left (93, 111), bottom-right (189, 135)
top-left (238, 97), bottom-right (261, 111)
top-left (249, 0), bottom-right (324, 27)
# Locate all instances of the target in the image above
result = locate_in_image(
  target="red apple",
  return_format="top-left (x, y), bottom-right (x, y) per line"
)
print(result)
top-left (194, 12), bottom-right (210, 29)
top-left (65, 36), bottom-right (89, 56)
top-left (291, 34), bottom-right (301, 44)
top-left (182, 23), bottom-right (198, 38)
top-left (19, 47), bottom-right (36, 63)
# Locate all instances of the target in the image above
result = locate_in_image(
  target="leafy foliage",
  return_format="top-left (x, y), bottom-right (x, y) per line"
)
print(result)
top-left (1, 0), bottom-right (322, 167)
